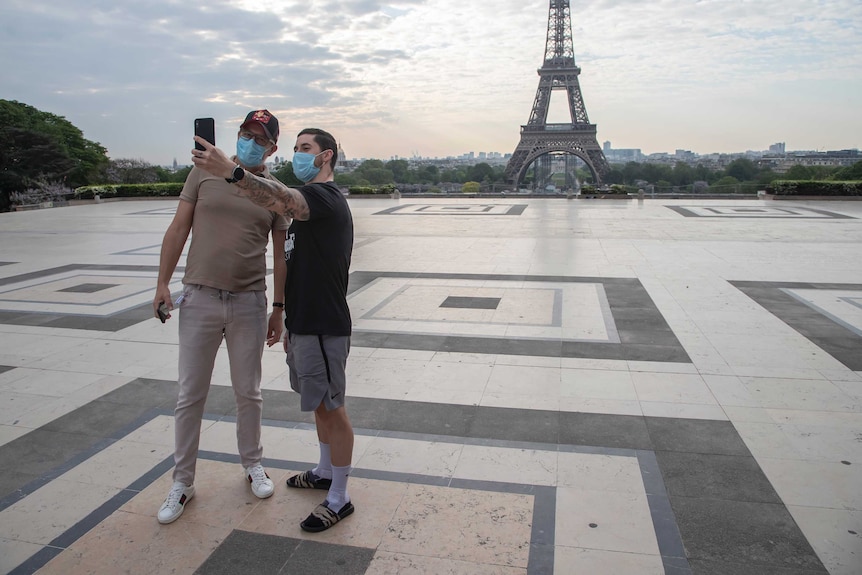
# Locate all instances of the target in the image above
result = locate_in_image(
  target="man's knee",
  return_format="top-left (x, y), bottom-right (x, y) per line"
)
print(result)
top-left (316, 405), bottom-right (350, 427)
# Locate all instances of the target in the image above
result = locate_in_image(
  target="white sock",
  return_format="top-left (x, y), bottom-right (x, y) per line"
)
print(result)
top-left (326, 464), bottom-right (351, 510)
top-left (312, 442), bottom-right (332, 479)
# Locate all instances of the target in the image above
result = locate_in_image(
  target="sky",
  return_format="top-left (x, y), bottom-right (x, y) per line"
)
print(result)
top-left (1, 0), bottom-right (860, 166)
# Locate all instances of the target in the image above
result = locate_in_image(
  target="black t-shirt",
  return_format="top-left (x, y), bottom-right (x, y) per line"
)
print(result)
top-left (283, 182), bottom-right (353, 335)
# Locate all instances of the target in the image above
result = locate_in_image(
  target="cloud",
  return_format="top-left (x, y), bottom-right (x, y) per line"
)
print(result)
top-left (1, 0), bottom-right (859, 163)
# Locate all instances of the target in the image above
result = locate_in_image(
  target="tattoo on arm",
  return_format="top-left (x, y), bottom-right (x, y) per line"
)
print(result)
top-left (236, 174), bottom-right (310, 220)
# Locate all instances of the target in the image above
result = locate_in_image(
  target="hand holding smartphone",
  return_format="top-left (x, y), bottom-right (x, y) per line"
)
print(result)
top-left (194, 118), bottom-right (216, 151)
top-left (157, 302), bottom-right (170, 323)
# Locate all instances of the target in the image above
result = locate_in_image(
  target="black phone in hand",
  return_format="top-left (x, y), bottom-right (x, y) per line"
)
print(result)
top-left (194, 118), bottom-right (215, 151)
top-left (157, 302), bottom-right (169, 323)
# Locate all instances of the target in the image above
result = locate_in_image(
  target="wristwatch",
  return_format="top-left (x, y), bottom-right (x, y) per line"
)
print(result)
top-left (225, 165), bottom-right (245, 183)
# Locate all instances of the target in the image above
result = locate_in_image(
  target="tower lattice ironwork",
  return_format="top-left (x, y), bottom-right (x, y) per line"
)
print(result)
top-left (505, 0), bottom-right (609, 188)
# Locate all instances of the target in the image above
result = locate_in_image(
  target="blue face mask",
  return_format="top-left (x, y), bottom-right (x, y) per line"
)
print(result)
top-left (236, 137), bottom-right (267, 167)
top-left (292, 152), bottom-right (323, 183)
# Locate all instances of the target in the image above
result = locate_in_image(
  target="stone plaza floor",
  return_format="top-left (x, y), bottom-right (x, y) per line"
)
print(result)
top-left (0, 196), bottom-right (860, 574)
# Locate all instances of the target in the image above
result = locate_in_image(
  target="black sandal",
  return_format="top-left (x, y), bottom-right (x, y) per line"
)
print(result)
top-left (286, 470), bottom-right (332, 490)
top-left (300, 501), bottom-right (355, 533)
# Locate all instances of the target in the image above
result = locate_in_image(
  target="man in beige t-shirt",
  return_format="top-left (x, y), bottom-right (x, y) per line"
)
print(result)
top-left (152, 110), bottom-right (289, 524)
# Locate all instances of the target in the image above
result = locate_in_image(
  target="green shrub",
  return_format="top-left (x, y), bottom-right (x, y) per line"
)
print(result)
top-left (608, 184), bottom-right (633, 195)
top-left (461, 181), bottom-right (480, 194)
top-left (348, 186), bottom-right (378, 195)
top-left (766, 180), bottom-right (862, 196)
top-left (74, 183), bottom-right (182, 199)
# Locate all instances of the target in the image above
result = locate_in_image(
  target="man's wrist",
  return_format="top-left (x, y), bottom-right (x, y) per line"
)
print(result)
top-left (272, 302), bottom-right (284, 309)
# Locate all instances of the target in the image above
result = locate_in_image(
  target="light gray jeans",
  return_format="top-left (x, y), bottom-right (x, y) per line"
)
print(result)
top-left (173, 284), bottom-right (267, 484)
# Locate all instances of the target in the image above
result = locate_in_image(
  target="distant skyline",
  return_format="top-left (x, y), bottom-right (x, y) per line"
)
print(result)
top-left (2, 1), bottom-right (860, 165)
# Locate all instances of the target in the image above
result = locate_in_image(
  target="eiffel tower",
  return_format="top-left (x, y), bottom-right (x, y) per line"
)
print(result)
top-left (505, 0), bottom-right (609, 189)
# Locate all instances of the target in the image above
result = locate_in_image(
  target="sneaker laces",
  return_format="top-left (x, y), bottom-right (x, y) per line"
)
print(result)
top-left (164, 483), bottom-right (185, 508)
top-left (248, 465), bottom-right (268, 483)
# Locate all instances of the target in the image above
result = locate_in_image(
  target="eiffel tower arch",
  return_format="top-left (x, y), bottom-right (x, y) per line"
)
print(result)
top-left (505, 0), bottom-right (609, 188)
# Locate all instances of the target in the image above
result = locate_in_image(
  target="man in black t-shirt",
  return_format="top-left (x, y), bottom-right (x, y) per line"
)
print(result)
top-left (192, 127), bottom-right (355, 533)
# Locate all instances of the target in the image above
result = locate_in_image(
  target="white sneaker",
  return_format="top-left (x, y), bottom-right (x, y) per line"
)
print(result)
top-left (245, 464), bottom-right (274, 499)
top-left (157, 481), bottom-right (195, 524)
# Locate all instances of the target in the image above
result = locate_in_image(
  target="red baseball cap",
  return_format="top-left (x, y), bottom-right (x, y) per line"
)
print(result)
top-left (241, 109), bottom-right (279, 143)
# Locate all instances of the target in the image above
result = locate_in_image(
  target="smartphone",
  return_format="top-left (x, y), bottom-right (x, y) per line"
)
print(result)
top-left (157, 302), bottom-right (170, 323)
top-left (194, 117), bottom-right (215, 150)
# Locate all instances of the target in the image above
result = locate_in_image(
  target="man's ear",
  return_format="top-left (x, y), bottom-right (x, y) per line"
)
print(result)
top-left (266, 144), bottom-right (278, 159)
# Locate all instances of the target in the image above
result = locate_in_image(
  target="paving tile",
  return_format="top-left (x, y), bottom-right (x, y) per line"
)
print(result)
top-left (60, 438), bottom-right (173, 489)
top-left (3, 198), bottom-right (859, 574)
top-left (0, 428), bottom-right (107, 497)
top-left (367, 550), bottom-right (526, 574)
top-left (279, 538), bottom-right (376, 575)
top-left (0, 478), bottom-right (122, 545)
top-left (756, 458), bottom-right (862, 510)
top-left (644, 417), bottom-right (750, 455)
top-left (379, 483), bottom-right (533, 567)
top-left (670, 497), bottom-right (827, 572)
top-left (468, 405), bottom-right (560, 444)
top-left (554, 546), bottom-right (664, 574)
top-left (655, 451), bottom-right (781, 503)
top-left (555, 487), bottom-right (659, 555)
top-left (556, 452), bottom-right (644, 493)
top-left (0, 536), bottom-right (44, 574)
top-left (559, 412), bottom-right (653, 450)
top-left (356, 436), bottom-right (463, 477)
top-left (35, 509), bottom-right (231, 575)
top-left (453, 443), bottom-right (557, 486)
top-left (787, 505), bottom-right (862, 575)
top-left (239, 473), bottom-right (408, 550)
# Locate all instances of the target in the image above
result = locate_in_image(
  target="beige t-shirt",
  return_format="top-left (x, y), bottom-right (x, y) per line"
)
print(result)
top-left (180, 166), bottom-right (289, 292)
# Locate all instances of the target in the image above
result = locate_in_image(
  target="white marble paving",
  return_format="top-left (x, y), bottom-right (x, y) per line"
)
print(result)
top-left (1, 198), bottom-right (862, 573)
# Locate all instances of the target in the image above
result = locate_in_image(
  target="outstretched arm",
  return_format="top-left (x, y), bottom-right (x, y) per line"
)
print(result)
top-left (191, 136), bottom-right (310, 221)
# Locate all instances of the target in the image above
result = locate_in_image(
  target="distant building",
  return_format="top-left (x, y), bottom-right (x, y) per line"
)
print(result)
top-left (759, 149), bottom-right (860, 173)
top-left (769, 142), bottom-right (786, 154)
top-left (603, 141), bottom-right (643, 163)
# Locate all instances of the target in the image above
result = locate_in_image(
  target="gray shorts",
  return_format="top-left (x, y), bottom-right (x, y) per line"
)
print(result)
top-left (286, 332), bottom-right (350, 412)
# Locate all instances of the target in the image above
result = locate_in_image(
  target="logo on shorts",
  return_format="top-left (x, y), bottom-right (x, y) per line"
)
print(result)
top-left (330, 392), bottom-right (341, 400)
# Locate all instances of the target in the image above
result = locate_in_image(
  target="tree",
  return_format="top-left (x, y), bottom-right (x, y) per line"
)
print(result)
top-left (725, 158), bottom-right (757, 182)
top-left (416, 165), bottom-right (439, 184)
top-left (0, 100), bottom-right (108, 189)
top-left (832, 160), bottom-right (862, 181)
top-left (467, 162), bottom-right (495, 183)
top-left (604, 167), bottom-right (624, 184)
top-left (104, 158), bottom-right (159, 184)
top-left (642, 163), bottom-right (672, 184)
top-left (0, 126), bottom-right (76, 210)
top-left (0, 127), bottom-right (76, 185)
top-left (462, 181), bottom-right (480, 194)
top-left (755, 168), bottom-right (780, 187)
top-left (784, 165), bottom-right (813, 180)
top-left (155, 165), bottom-right (192, 183)
top-left (385, 159), bottom-right (410, 183)
top-left (621, 161), bottom-right (641, 184)
top-left (363, 168), bottom-right (395, 185)
top-left (711, 176), bottom-right (740, 190)
top-left (672, 162), bottom-right (695, 186)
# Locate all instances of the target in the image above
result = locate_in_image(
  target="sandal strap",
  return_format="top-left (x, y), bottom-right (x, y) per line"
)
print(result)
top-left (310, 504), bottom-right (339, 528)
top-left (290, 470), bottom-right (317, 488)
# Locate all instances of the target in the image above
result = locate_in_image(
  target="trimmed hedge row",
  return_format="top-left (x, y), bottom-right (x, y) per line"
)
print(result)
top-left (74, 183), bottom-right (183, 199)
top-left (348, 184), bottom-right (396, 195)
top-left (767, 180), bottom-right (862, 196)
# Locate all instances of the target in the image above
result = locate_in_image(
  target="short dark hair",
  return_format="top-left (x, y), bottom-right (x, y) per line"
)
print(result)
top-left (298, 128), bottom-right (338, 170)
